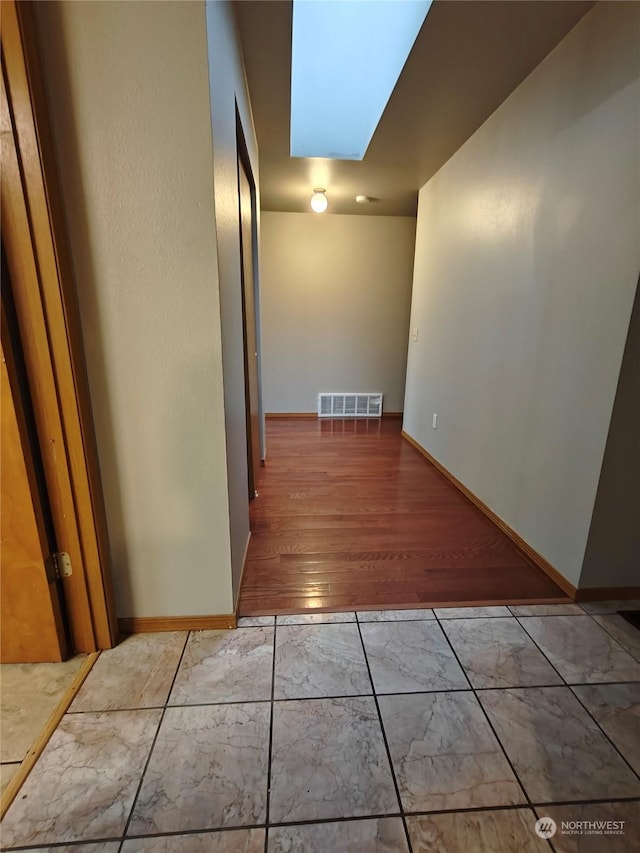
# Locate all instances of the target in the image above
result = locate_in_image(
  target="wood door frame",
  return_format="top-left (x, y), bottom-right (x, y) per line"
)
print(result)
top-left (236, 110), bottom-right (263, 499)
top-left (1, 0), bottom-right (117, 652)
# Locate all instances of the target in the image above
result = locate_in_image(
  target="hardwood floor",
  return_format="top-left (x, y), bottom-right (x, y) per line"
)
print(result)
top-left (238, 417), bottom-right (570, 615)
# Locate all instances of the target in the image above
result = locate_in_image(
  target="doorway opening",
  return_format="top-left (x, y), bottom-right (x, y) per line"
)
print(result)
top-left (236, 115), bottom-right (262, 508)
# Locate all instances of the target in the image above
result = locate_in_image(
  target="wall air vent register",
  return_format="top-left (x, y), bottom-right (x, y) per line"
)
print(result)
top-left (318, 393), bottom-right (383, 418)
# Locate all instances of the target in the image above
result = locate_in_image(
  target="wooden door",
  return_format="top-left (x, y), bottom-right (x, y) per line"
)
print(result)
top-left (1, 288), bottom-right (69, 663)
top-left (1, 0), bottom-right (117, 653)
top-left (238, 157), bottom-right (261, 499)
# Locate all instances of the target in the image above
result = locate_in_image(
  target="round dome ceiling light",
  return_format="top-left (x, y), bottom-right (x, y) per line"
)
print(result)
top-left (310, 188), bottom-right (328, 213)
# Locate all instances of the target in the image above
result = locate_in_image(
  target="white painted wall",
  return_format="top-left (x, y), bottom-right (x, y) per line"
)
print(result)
top-left (261, 212), bottom-right (416, 413)
top-left (36, 1), bottom-right (235, 616)
top-left (205, 0), bottom-right (263, 603)
top-left (403, 2), bottom-right (640, 588)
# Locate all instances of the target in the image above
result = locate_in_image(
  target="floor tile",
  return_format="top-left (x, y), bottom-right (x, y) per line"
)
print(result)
top-left (169, 628), bottom-right (273, 705)
top-left (479, 686), bottom-right (640, 802)
top-left (518, 615), bottom-right (640, 682)
top-left (361, 620), bottom-right (468, 694)
top-left (593, 614), bottom-right (640, 662)
top-left (128, 703), bottom-right (269, 835)
top-left (121, 828), bottom-right (266, 852)
top-left (572, 683), bottom-right (640, 774)
top-left (71, 633), bottom-right (186, 712)
top-left (508, 604), bottom-right (583, 616)
top-left (580, 600), bottom-right (640, 614)
top-left (237, 616), bottom-right (275, 627)
top-left (274, 623), bottom-right (371, 699)
top-left (407, 808), bottom-right (548, 852)
top-left (0, 709), bottom-right (160, 847)
top-left (0, 655), bottom-right (86, 762)
top-left (441, 617), bottom-right (563, 688)
top-left (276, 612), bottom-right (355, 624)
top-left (378, 691), bottom-right (524, 811)
top-left (1, 761), bottom-right (20, 793)
top-left (269, 818), bottom-right (409, 852)
top-left (356, 609), bottom-right (435, 622)
top-left (538, 801), bottom-right (640, 852)
top-left (269, 696), bottom-right (398, 823)
top-left (434, 606), bottom-right (511, 619)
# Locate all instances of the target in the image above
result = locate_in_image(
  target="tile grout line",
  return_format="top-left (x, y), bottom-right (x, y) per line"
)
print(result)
top-left (401, 795), bottom-right (640, 816)
top-left (268, 609), bottom-right (640, 845)
top-left (116, 630), bottom-right (192, 853)
top-left (435, 619), bottom-right (534, 812)
top-left (6, 608), bottom-right (638, 850)
top-left (584, 610), bottom-right (640, 665)
top-left (63, 681), bottom-right (640, 714)
top-left (248, 607), bottom-right (601, 625)
top-left (354, 616), bottom-right (414, 853)
top-left (264, 619), bottom-right (278, 853)
top-left (527, 611), bottom-right (640, 659)
top-left (514, 616), bottom-right (640, 785)
top-left (514, 614), bottom-right (597, 686)
top-left (119, 793), bottom-right (638, 839)
top-left (0, 652), bottom-right (101, 824)
top-left (260, 811), bottom-right (403, 829)
top-left (114, 682), bottom-right (640, 707)
top-left (127, 606), bottom-right (633, 847)
top-left (3, 836), bottom-right (123, 852)
top-left (4, 798), bottom-right (640, 852)
top-left (530, 804), bottom-right (558, 853)
top-left (569, 686), bottom-right (640, 785)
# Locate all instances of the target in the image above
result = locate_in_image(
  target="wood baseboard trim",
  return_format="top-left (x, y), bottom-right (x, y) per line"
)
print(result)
top-left (0, 650), bottom-right (100, 819)
top-left (265, 412), bottom-right (316, 419)
top-left (575, 586), bottom-right (640, 602)
top-left (118, 614), bottom-right (236, 633)
top-left (401, 430), bottom-right (577, 600)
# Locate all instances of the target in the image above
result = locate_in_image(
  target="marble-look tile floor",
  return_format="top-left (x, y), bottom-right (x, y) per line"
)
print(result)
top-left (1, 604), bottom-right (639, 852)
top-left (0, 655), bottom-right (86, 795)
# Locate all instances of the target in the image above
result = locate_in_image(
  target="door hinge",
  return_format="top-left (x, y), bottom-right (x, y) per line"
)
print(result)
top-left (45, 552), bottom-right (72, 583)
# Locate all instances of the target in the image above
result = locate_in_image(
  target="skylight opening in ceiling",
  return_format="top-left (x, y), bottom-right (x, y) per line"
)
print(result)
top-left (290, 0), bottom-right (433, 161)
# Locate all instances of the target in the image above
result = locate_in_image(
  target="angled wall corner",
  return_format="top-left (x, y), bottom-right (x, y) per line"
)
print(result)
top-left (205, 0), bottom-right (263, 604)
top-left (579, 275), bottom-right (640, 589)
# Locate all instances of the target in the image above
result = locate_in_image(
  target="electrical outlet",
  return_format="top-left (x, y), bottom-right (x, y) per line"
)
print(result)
top-left (432, 413), bottom-right (438, 429)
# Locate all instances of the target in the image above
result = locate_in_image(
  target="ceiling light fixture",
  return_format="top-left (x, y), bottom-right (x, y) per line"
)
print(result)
top-left (355, 195), bottom-right (372, 204)
top-left (310, 188), bottom-right (328, 213)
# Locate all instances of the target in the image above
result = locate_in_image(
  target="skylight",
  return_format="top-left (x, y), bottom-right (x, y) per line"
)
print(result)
top-left (290, 0), bottom-right (433, 160)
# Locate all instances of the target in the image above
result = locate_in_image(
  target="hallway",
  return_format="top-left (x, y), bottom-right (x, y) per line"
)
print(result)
top-left (238, 419), bottom-right (568, 616)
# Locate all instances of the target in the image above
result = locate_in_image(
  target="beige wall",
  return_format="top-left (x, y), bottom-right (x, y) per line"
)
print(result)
top-left (205, 0), bottom-right (262, 604)
top-left (403, 2), bottom-right (640, 588)
top-left (35, 1), bottom-right (235, 616)
top-left (261, 212), bottom-right (416, 413)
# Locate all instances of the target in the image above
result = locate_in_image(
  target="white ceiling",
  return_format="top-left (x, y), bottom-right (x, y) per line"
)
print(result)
top-left (235, 0), bottom-right (595, 216)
